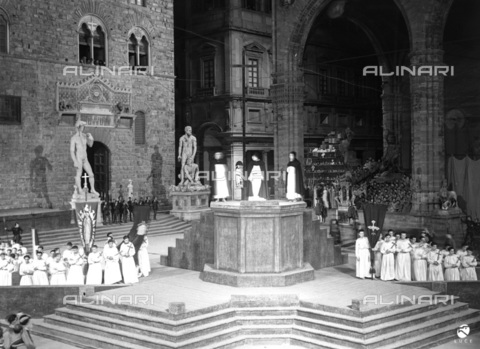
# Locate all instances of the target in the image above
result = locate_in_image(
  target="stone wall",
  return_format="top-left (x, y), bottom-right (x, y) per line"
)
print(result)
top-left (0, 0), bottom-right (175, 210)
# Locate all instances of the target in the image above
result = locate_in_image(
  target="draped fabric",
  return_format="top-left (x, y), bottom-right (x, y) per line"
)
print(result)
top-left (363, 203), bottom-right (388, 274)
top-left (448, 156), bottom-right (480, 219)
top-left (128, 205), bottom-right (150, 265)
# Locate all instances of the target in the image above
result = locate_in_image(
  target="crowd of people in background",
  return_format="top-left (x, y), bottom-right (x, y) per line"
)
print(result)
top-left (356, 229), bottom-right (478, 282)
top-left (0, 231), bottom-right (151, 287)
top-left (101, 196), bottom-right (159, 224)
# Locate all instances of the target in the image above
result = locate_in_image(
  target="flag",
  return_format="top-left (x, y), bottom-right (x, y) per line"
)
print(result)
top-left (75, 202), bottom-right (98, 254)
top-left (363, 203), bottom-right (388, 275)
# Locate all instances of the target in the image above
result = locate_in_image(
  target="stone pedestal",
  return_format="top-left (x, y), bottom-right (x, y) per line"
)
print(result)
top-left (170, 190), bottom-right (211, 221)
top-left (200, 200), bottom-right (314, 287)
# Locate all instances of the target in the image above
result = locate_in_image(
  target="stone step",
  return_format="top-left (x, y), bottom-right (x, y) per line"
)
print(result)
top-left (32, 321), bottom-right (152, 349)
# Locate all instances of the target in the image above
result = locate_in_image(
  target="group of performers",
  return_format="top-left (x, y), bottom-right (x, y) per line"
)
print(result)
top-left (0, 229), bottom-right (151, 286)
top-left (356, 229), bottom-right (478, 281)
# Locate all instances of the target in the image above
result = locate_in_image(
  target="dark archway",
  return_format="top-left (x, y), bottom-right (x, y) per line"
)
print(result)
top-left (85, 141), bottom-right (110, 199)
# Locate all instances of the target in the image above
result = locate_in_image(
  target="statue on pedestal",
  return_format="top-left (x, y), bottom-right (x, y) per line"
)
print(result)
top-left (127, 179), bottom-right (133, 199)
top-left (70, 120), bottom-right (98, 196)
top-left (178, 126), bottom-right (197, 185)
top-left (439, 179), bottom-right (458, 210)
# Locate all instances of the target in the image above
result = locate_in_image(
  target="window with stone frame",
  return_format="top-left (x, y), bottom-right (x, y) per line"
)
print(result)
top-left (248, 58), bottom-right (259, 88)
top-left (135, 111), bottom-right (146, 145)
top-left (0, 95), bottom-right (21, 124)
top-left (0, 11), bottom-right (8, 54)
top-left (202, 58), bottom-right (215, 88)
top-left (130, 0), bottom-right (146, 6)
top-left (78, 16), bottom-right (107, 65)
top-left (128, 30), bottom-right (150, 70)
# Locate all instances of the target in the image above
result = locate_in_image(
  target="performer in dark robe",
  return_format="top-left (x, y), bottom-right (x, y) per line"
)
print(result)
top-left (285, 151), bottom-right (304, 201)
top-left (246, 152), bottom-right (267, 200)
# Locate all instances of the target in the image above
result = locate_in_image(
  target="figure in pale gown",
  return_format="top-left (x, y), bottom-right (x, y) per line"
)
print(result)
top-left (285, 151), bottom-right (304, 201)
top-left (103, 239), bottom-right (122, 285)
top-left (247, 153), bottom-right (267, 201)
top-left (49, 254), bottom-right (67, 285)
top-left (138, 236), bottom-right (151, 277)
top-left (32, 251), bottom-right (49, 285)
top-left (395, 233), bottom-right (412, 281)
top-left (412, 243), bottom-right (428, 281)
top-left (66, 246), bottom-right (85, 285)
top-left (460, 250), bottom-right (477, 280)
top-left (380, 236), bottom-right (396, 281)
top-left (19, 255), bottom-right (34, 285)
top-left (372, 236), bottom-right (384, 278)
top-left (427, 245), bottom-right (444, 281)
top-left (211, 152), bottom-right (229, 201)
top-left (444, 248), bottom-right (461, 281)
top-left (457, 245), bottom-right (468, 278)
top-left (86, 245), bottom-right (103, 285)
top-left (119, 236), bottom-right (139, 284)
top-left (355, 230), bottom-right (370, 279)
top-left (0, 253), bottom-right (14, 286)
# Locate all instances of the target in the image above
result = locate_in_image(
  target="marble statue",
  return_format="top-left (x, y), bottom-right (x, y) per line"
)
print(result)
top-left (439, 179), bottom-right (457, 210)
top-left (127, 179), bottom-right (133, 198)
top-left (70, 120), bottom-right (98, 195)
top-left (177, 126), bottom-right (197, 185)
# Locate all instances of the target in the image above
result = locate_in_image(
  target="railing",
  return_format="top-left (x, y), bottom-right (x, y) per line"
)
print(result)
top-left (195, 87), bottom-right (216, 97)
top-left (246, 87), bottom-right (269, 97)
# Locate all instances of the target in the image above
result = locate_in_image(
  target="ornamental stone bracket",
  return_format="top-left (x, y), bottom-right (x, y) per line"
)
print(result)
top-left (56, 76), bottom-right (135, 128)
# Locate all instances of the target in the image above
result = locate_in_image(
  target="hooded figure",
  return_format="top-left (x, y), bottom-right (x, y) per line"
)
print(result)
top-left (246, 152), bottom-right (267, 200)
top-left (285, 151), bottom-right (304, 201)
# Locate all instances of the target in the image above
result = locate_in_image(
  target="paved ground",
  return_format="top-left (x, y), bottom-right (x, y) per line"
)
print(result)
top-left (28, 232), bottom-right (480, 349)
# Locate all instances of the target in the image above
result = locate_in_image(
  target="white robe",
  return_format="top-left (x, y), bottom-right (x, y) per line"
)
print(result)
top-left (427, 250), bottom-right (444, 281)
top-left (86, 252), bottom-right (103, 285)
top-left (457, 250), bottom-right (468, 277)
top-left (444, 254), bottom-right (461, 281)
top-left (380, 241), bottom-right (396, 281)
top-left (355, 237), bottom-right (370, 278)
top-left (412, 246), bottom-right (428, 281)
top-left (372, 240), bottom-right (384, 278)
top-left (120, 243), bottom-right (139, 284)
top-left (0, 259), bottom-right (13, 286)
top-left (460, 255), bottom-right (477, 281)
top-left (19, 262), bottom-right (34, 285)
top-left (213, 164), bottom-right (229, 199)
top-left (32, 259), bottom-right (49, 285)
top-left (286, 166), bottom-right (302, 200)
top-left (66, 254), bottom-right (85, 285)
top-left (395, 239), bottom-right (412, 281)
top-left (103, 245), bottom-right (122, 285)
top-left (49, 261), bottom-right (67, 285)
top-left (248, 165), bottom-right (264, 199)
top-left (138, 238), bottom-right (151, 277)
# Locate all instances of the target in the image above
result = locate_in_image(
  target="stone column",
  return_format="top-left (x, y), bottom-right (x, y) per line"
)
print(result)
top-left (381, 79), bottom-right (395, 153)
top-left (409, 48), bottom-right (445, 214)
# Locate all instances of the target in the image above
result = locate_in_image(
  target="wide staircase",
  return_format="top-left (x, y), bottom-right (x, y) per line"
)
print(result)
top-left (33, 294), bottom-right (480, 349)
top-left (20, 213), bottom-right (191, 251)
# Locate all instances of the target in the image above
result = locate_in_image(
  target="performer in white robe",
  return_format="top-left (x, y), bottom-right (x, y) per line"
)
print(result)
top-left (0, 252), bottom-right (14, 286)
top-left (395, 233), bottom-right (412, 281)
top-left (460, 249), bottom-right (477, 281)
top-left (211, 152), bottom-right (229, 201)
top-left (86, 245), bottom-right (103, 285)
top-left (355, 230), bottom-right (370, 279)
top-left (380, 236), bottom-right (396, 281)
top-left (444, 248), bottom-right (461, 281)
top-left (412, 243), bottom-right (428, 281)
top-left (372, 236), bottom-right (384, 278)
top-left (103, 239), bottom-right (122, 285)
top-left (49, 254), bottom-right (67, 285)
top-left (457, 245), bottom-right (469, 279)
top-left (138, 236), bottom-right (151, 277)
top-left (119, 236), bottom-right (139, 284)
top-left (32, 251), bottom-right (49, 285)
top-left (66, 246), bottom-right (85, 285)
top-left (427, 244), bottom-right (444, 281)
top-left (19, 255), bottom-right (34, 285)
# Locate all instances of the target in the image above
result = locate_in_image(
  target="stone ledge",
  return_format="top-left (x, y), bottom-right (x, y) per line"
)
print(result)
top-left (200, 263), bottom-right (315, 287)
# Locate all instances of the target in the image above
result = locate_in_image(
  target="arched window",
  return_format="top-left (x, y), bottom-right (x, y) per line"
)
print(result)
top-left (135, 111), bottom-right (146, 145)
top-left (128, 28), bottom-right (150, 70)
top-left (0, 10), bottom-right (8, 54)
top-left (78, 16), bottom-right (107, 65)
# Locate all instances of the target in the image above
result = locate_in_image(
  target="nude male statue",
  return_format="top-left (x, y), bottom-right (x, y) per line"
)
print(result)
top-left (70, 120), bottom-right (99, 195)
top-left (177, 126), bottom-right (197, 185)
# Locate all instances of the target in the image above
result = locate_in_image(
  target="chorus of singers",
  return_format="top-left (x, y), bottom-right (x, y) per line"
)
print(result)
top-left (355, 229), bottom-right (478, 281)
top-left (0, 234), bottom-right (151, 286)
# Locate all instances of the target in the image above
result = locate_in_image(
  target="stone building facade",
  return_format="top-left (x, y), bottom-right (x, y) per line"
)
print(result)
top-left (0, 0), bottom-right (175, 210)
